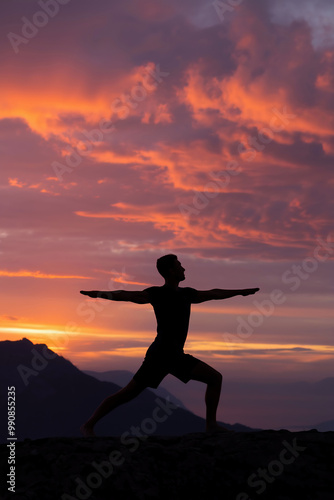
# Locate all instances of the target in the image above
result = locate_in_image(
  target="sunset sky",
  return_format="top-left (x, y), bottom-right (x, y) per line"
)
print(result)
top-left (1, 0), bottom-right (333, 428)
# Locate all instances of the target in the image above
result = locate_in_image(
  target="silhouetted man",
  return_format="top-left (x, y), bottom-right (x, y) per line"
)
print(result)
top-left (80, 254), bottom-right (259, 436)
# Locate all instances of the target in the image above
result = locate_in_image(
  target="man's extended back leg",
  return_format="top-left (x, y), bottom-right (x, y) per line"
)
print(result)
top-left (80, 378), bottom-right (146, 436)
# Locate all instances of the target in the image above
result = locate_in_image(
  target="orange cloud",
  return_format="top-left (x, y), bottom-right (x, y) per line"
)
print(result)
top-left (94, 268), bottom-right (151, 287)
top-left (75, 200), bottom-right (299, 252)
top-left (0, 61), bottom-right (164, 140)
top-left (178, 49), bottom-right (334, 143)
top-left (8, 178), bottom-right (26, 187)
top-left (75, 204), bottom-right (188, 234)
top-left (0, 270), bottom-right (93, 279)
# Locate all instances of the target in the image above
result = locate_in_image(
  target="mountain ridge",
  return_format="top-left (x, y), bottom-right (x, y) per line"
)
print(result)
top-left (1, 430), bottom-right (333, 499)
top-left (0, 338), bottom-right (257, 444)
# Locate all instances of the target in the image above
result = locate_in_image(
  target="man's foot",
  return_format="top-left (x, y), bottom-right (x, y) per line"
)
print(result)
top-left (206, 423), bottom-right (234, 433)
top-left (80, 423), bottom-right (96, 437)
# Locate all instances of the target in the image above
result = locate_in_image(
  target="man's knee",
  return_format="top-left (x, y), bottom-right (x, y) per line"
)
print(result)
top-left (128, 378), bottom-right (146, 395)
top-left (190, 362), bottom-right (222, 385)
top-left (119, 379), bottom-right (144, 401)
top-left (212, 370), bottom-right (223, 386)
top-left (205, 367), bottom-right (222, 387)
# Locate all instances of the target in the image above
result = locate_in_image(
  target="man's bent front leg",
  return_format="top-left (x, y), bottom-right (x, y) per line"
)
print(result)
top-left (205, 376), bottom-right (222, 431)
top-left (189, 361), bottom-right (225, 432)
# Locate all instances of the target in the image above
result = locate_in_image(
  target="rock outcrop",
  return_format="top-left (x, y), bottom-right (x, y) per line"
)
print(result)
top-left (1, 430), bottom-right (333, 500)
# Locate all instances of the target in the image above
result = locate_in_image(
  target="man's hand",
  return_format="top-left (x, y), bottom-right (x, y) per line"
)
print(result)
top-left (240, 288), bottom-right (260, 296)
top-left (80, 290), bottom-right (100, 298)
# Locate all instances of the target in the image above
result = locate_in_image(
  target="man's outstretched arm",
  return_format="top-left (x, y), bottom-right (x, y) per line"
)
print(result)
top-left (191, 288), bottom-right (259, 303)
top-left (80, 290), bottom-right (150, 304)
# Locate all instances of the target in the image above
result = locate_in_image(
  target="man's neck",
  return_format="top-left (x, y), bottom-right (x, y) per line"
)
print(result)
top-left (164, 279), bottom-right (180, 289)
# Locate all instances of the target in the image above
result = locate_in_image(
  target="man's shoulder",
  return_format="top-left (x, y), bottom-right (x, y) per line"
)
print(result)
top-left (181, 287), bottom-right (198, 299)
top-left (143, 286), bottom-right (163, 298)
top-left (143, 286), bottom-right (162, 292)
top-left (152, 286), bottom-right (198, 292)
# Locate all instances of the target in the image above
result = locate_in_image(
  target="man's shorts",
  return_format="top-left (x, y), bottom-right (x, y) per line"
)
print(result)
top-left (133, 344), bottom-right (201, 389)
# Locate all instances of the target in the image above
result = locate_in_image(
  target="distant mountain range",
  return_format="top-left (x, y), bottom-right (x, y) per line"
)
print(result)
top-left (223, 377), bottom-right (334, 432)
top-left (0, 338), bottom-right (257, 443)
top-left (84, 369), bottom-right (334, 432)
top-left (286, 419), bottom-right (334, 432)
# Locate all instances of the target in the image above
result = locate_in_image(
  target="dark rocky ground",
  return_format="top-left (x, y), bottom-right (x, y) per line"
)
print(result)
top-left (1, 430), bottom-right (333, 500)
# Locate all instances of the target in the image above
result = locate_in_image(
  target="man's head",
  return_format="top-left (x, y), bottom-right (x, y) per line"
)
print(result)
top-left (156, 254), bottom-right (185, 282)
